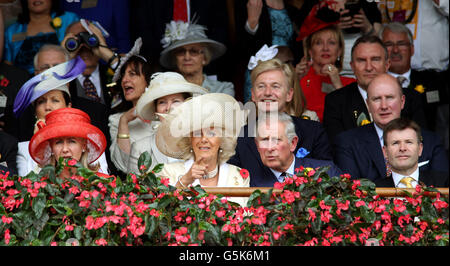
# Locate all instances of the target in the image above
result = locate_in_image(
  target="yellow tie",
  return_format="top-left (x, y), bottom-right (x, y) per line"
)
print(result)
top-left (400, 176), bottom-right (415, 188)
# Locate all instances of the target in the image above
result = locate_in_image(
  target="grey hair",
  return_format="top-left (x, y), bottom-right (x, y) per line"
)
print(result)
top-left (379, 22), bottom-right (414, 44)
top-left (256, 112), bottom-right (298, 143)
top-left (33, 44), bottom-right (70, 69)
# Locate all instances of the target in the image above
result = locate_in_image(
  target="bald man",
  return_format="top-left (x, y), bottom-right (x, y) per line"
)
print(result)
top-left (333, 74), bottom-right (448, 182)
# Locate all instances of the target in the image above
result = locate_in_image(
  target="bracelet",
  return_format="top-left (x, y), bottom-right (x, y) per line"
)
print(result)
top-left (117, 133), bottom-right (130, 139)
top-left (178, 175), bottom-right (188, 188)
top-left (108, 52), bottom-right (119, 67)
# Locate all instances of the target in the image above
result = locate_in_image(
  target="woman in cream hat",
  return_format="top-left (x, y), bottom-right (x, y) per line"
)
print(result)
top-left (111, 71), bottom-right (208, 174)
top-left (156, 93), bottom-right (249, 206)
top-left (29, 108), bottom-right (107, 179)
top-left (14, 57), bottom-right (109, 176)
top-left (159, 20), bottom-right (235, 97)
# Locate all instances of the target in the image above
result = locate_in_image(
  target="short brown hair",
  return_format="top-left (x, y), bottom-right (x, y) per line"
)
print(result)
top-left (383, 117), bottom-right (422, 146)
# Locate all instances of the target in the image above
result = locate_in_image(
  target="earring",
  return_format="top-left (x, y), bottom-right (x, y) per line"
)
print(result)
top-left (219, 148), bottom-right (223, 153)
top-left (189, 149), bottom-right (193, 153)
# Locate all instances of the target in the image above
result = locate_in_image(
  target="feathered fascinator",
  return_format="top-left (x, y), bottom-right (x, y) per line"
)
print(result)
top-left (113, 37), bottom-right (148, 83)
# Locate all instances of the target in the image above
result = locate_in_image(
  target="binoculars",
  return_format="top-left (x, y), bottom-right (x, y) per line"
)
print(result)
top-left (65, 32), bottom-right (100, 52)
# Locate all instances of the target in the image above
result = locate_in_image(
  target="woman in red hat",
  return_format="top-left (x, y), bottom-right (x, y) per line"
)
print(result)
top-left (295, 1), bottom-right (356, 122)
top-left (28, 108), bottom-right (107, 179)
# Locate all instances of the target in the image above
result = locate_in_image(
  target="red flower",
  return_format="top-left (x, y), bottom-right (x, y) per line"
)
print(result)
top-left (0, 77), bottom-right (10, 87)
top-left (95, 238), bottom-right (108, 246)
top-left (239, 169), bottom-right (249, 179)
top-left (67, 159), bottom-right (77, 166)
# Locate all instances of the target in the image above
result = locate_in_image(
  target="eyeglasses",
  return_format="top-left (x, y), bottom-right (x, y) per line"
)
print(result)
top-left (174, 47), bottom-right (204, 57)
top-left (383, 41), bottom-right (411, 49)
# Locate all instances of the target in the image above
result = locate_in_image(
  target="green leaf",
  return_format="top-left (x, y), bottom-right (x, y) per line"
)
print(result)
top-left (146, 215), bottom-right (158, 239)
top-left (74, 226), bottom-right (83, 240)
top-left (32, 193), bottom-right (47, 218)
top-left (247, 189), bottom-right (262, 207)
top-left (33, 212), bottom-right (49, 232)
top-left (152, 163), bottom-right (164, 174)
top-left (138, 151), bottom-right (152, 175)
top-left (199, 221), bottom-right (220, 244)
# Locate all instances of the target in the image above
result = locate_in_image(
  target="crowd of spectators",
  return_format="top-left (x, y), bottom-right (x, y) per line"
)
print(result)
top-left (0, 0), bottom-right (448, 190)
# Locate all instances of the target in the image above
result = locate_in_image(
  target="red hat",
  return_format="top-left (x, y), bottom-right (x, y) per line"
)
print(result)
top-left (296, 0), bottom-right (341, 42)
top-left (29, 108), bottom-right (106, 166)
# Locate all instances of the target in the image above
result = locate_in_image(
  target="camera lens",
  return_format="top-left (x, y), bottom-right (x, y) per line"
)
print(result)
top-left (65, 37), bottom-right (79, 52)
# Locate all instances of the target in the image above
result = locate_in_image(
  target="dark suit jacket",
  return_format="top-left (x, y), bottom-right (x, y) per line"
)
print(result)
top-left (130, 0), bottom-right (229, 73)
top-left (334, 123), bottom-right (449, 182)
top-left (375, 170), bottom-right (449, 188)
top-left (323, 82), bottom-right (428, 145)
top-left (0, 131), bottom-right (18, 176)
top-left (248, 156), bottom-right (343, 187)
top-left (0, 62), bottom-right (34, 141)
top-left (227, 116), bottom-right (333, 187)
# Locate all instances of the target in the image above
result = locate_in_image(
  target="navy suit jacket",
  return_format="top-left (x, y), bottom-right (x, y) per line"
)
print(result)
top-left (251, 156), bottom-right (343, 187)
top-left (375, 170), bottom-right (449, 188)
top-left (323, 82), bottom-right (428, 145)
top-left (334, 123), bottom-right (449, 183)
top-left (227, 116), bottom-right (333, 187)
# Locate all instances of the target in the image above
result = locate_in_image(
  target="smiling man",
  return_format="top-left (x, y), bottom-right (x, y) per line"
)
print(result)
top-left (333, 74), bottom-right (448, 182)
top-left (375, 118), bottom-right (448, 188)
top-left (227, 58), bottom-right (333, 187)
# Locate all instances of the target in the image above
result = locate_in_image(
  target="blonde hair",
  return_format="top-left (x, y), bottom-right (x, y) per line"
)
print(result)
top-left (303, 24), bottom-right (345, 71)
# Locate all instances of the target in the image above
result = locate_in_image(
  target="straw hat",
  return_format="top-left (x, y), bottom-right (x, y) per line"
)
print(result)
top-left (135, 72), bottom-right (208, 121)
top-left (29, 108), bottom-right (106, 166)
top-left (296, 1), bottom-right (340, 41)
top-left (155, 93), bottom-right (247, 159)
top-left (159, 20), bottom-right (226, 69)
top-left (13, 56), bottom-right (86, 117)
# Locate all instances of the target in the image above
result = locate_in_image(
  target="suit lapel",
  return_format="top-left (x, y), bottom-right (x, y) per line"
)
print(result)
top-left (362, 125), bottom-right (387, 178)
top-left (349, 84), bottom-right (370, 125)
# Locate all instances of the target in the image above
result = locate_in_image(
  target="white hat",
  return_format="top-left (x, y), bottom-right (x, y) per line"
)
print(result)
top-left (112, 37), bottom-right (148, 83)
top-left (155, 93), bottom-right (247, 159)
top-left (13, 56), bottom-right (85, 117)
top-left (159, 20), bottom-right (226, 69)
top-left (135, 72), bottom-right (208, 121)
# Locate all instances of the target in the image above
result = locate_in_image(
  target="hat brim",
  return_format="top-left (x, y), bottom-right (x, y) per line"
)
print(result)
top-left (136, 81), bottom-right (208, 121)
top-left (29, 122), bottom-right (106, 166)
top-left (159, 38), bottom-right (227, 69)
top-left (155, 93), bottom-right (246, 158)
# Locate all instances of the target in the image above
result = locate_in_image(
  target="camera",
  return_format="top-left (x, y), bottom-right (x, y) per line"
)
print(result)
top-left (65, 32), bottom-right (99, 52)
top-left (343, 1), bottom-right (362, 34)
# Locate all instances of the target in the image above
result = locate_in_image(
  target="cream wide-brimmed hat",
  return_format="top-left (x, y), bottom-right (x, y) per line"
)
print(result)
top-left (155, 93), bottom-right (247, 159)
top-left (159, 20), bottom-right (226, 69)
top-left (135, 72), bottom-right (208, 121)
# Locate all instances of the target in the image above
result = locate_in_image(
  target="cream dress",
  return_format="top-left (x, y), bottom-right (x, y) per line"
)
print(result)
top-left (158, 159), bottom-right (250, 207)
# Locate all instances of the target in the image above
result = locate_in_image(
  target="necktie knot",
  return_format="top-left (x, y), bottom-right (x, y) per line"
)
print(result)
top-left (397, 76), bottom-right (407, 87)
top-left (400, 176), bottom-right (415, 188)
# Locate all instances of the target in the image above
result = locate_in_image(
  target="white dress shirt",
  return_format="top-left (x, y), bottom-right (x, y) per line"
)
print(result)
top-left (388, 69), bottom-right (411, 88)
top-left (77, 65), bottom-right (102, 98)
top-left (269, 156), bottom-right (295, 183)
top-left (392, 167), bottom-right (419, 188)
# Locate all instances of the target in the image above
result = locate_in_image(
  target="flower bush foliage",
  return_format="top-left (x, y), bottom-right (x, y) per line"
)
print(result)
top-left (0, 152), bottom-right (448, 246)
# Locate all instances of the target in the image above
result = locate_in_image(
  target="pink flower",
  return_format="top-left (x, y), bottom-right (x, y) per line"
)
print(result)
top-left (215, 210), bottom-right (226, 218)
top-left (51, 242), bottom-right (58, 246)
top-left (308, 208), bottom-right (316, 221)
top-left (95, 238), bottom-right (108, 246)
top-left (68, 186), bottom-right (79, 195)
top-left (319, 200), bottom-right (331, 210)
top-left (355, 201), bottom-right (366, 207)
top-left (4, 229), bottom-right (10, 244)
top-left (65, 225), bottom-right (74, 231)
top-left (160, 178), bottom-right (170, 187)
top-left (320, 211), bottom-right (332, 223)
top-left (1, 215), bottom-right (13, 224)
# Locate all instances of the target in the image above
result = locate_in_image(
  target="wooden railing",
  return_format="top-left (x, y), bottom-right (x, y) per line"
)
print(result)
top-left (202, 187), bottom-right (449, 198)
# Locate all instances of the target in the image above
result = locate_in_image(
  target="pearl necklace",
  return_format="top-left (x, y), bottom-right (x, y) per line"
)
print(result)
top-left (202, 165), bottom-right (219, 179)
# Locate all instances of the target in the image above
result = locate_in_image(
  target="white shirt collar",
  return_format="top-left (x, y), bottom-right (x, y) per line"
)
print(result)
top-left (373, 123), bottom-right (385, 148)
top-left (357, 84), bottom-right (368, 102)
top-left (392, 167), bottom-right (419, 188)
top-left (77, 65), bottom-right (102, 96)
top-left (388, 69), bottom-right (411, 87)
top-left (269, 156), bottom-right (295, 183)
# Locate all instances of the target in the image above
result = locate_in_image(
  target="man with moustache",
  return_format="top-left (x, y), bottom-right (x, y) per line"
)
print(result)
top-left (322, 35), bottom-right (426, 145)
top-left (381, 22), bottom-right (447, 150)
top-left (227, 58), bottom-right (332, 187)
top-left (375, 117), bottom-right (448, 188)
top-left (333, 74), bottom-right (448, 183)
